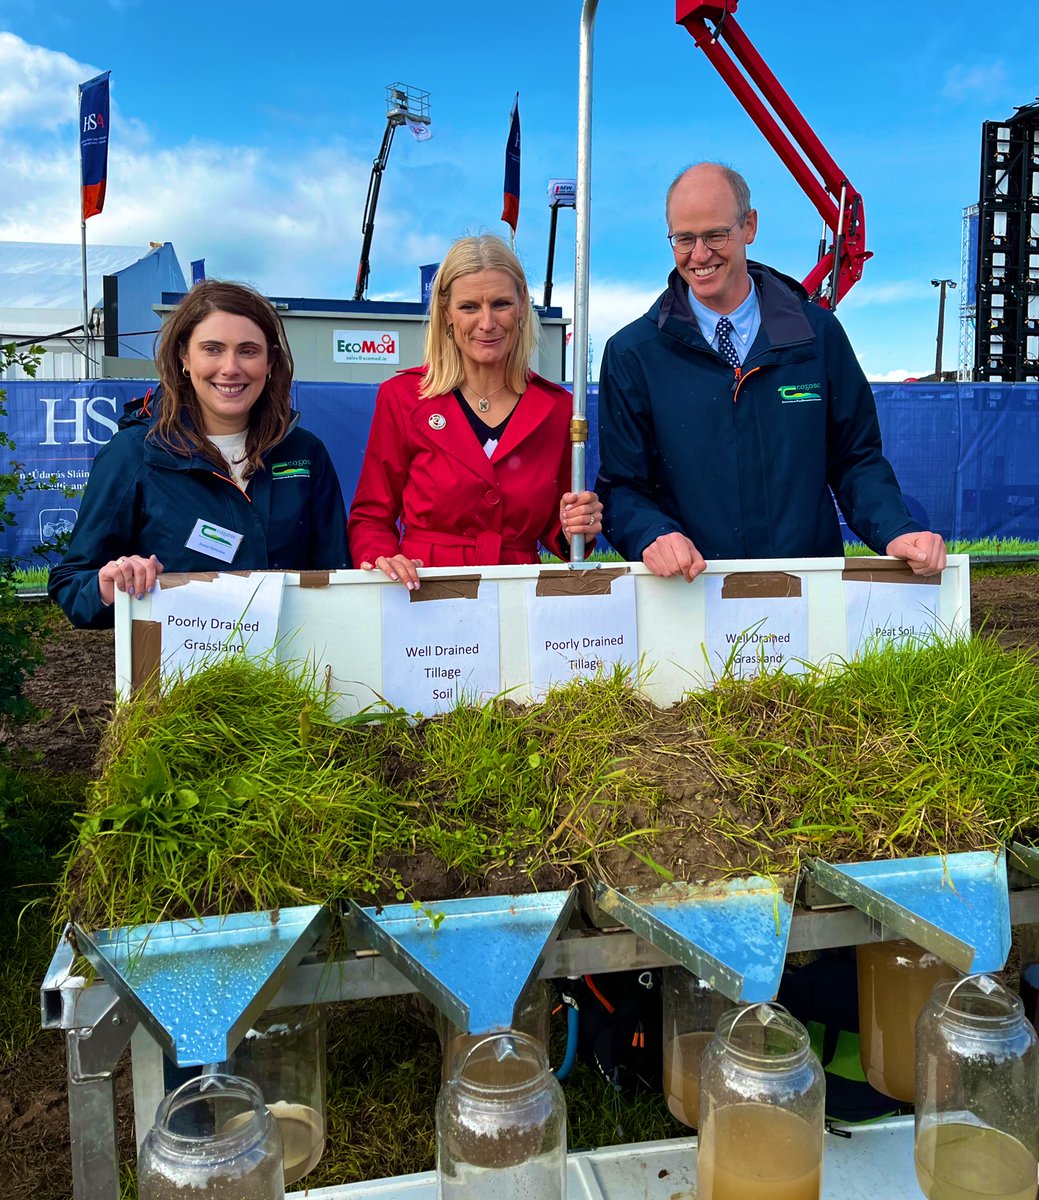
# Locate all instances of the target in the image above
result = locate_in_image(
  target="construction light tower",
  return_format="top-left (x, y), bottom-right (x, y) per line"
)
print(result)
top-left (353, 83), bottom-right (431, 303)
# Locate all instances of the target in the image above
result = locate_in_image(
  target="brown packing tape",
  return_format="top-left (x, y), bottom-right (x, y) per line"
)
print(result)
top-left (131, 620), bottom-right (162, 695)
top-left (409, 575), bottom-right (482, 602)
top-left (535, 566), bottom-right (630, 597)
top-left (296, 571), bottom-right (331, 589)
top-left (157, 569), bottom-right (282, 590)
top-left (842, 558), bottom-right (941, 586)
top-left (720, 571), bottom-right (802, 600)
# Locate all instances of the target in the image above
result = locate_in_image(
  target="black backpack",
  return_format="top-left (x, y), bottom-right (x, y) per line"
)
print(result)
top-left (556, 969), bottom-right (663, 1095)
top-left (777, 950), bottom-right (906, 1124)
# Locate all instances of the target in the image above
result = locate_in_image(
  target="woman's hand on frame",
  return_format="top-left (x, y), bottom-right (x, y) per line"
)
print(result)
top-left (359, 554), bottom-right (424, 590)
top-left (98, 554), bottom-right (164, 607)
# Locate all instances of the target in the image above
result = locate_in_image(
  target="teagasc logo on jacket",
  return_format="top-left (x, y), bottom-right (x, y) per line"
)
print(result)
top-left (778, 383), bottom-right (823, 403)
top-left (272, 460), bottom-right (311, 480)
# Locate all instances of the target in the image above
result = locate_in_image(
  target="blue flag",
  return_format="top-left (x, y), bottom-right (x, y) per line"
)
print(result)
top-left (191, 259), bottom-right (206, 285)
top-left (79, 71), bottom-right (111, 221)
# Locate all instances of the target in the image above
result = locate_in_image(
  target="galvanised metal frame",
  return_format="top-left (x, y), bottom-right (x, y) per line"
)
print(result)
top-left (42, 870), bottom-right (1039, 1200)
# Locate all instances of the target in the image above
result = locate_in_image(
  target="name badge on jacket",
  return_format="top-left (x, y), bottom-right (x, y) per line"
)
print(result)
top-left (185, 518), bottom-right (244, 564)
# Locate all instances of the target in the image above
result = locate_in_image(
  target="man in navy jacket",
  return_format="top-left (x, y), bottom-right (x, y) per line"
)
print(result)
top-left (596, 162), bottom-right (946, 581)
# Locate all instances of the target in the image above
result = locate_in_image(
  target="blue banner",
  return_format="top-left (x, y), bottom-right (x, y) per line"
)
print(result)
top-left (501, 93), bottom-right (520, 233)
top-left (79, 71), bottom-right (111, 221)
top-left (4, 380), bottom-right (1039, 566)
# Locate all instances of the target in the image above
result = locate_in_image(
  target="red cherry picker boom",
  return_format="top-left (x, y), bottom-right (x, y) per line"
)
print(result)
top-left (674, 0), bottom-right (871, 309)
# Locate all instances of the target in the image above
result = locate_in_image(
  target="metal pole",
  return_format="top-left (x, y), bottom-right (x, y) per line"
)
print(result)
top-left (827, 180), bottom-right (847, 311)
top-left (570, 0), bottom-right (598, 562)
top-left (80, 217), bottom-right (90, 377)
top-left (931, 278), bottom-right (956, 380)
top-left (935, 282), bottom-right (946, 379)
top-left (544, 203), bottom-right (560, 308)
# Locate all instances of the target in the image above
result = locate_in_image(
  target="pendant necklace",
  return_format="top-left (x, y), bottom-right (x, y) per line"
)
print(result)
top-left (468, 383), bottom-right (509, 414)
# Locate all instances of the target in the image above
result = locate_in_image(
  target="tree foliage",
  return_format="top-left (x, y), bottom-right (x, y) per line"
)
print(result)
top-left (0, 343), bottom-right (50, 725)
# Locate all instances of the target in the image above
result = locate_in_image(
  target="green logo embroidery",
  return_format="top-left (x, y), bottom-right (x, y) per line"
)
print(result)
top-left (778, 383), bottom-right (822, 403)
top-left (272, 460), bottom-right (311, 480)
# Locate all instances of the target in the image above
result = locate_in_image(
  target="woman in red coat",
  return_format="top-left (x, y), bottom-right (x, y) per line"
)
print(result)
top-left (348, 235), bottom-right (601, 589)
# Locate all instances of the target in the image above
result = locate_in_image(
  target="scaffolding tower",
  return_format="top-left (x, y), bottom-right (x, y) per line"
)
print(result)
top-left (973, 100), bottom-right (1039, 382)
top-left (958, 204), bottom-right (978, 381)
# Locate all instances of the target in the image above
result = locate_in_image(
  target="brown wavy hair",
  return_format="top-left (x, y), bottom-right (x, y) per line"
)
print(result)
top-left (421, 235), bottom-right (538, 399)
top-left (152, 279), bottom-right (294, 476)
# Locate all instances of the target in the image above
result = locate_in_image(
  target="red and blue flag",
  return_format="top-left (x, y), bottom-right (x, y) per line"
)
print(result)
top-left (501, 93), bottom-right (520, 234)
top-left (79, 71), bottom-right (111, 221)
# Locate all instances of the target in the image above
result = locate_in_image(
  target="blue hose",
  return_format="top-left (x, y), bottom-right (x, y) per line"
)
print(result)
top-left (554, 1004), bottom-right (579, 1080)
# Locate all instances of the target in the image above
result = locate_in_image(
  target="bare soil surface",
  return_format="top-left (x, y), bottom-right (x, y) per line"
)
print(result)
top-left (1, 572), bottom-right (1035, 1198)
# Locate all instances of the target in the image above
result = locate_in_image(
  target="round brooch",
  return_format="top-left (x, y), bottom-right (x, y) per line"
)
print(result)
top-left (428, 413), bottom-right (447, 430)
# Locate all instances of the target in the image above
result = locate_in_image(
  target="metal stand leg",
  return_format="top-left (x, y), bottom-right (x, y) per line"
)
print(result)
top-left (66, 997), bottom-right (136, 1200)
top-left (130, 1023), bottom-right (171, 1152)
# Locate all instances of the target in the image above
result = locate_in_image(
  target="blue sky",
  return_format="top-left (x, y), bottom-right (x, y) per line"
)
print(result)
top-left (0, 0), bottom-right (1034, 379)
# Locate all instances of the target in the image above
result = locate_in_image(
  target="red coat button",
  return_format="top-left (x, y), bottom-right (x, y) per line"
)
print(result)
top-left (484, 490), bottom-right (500, 505)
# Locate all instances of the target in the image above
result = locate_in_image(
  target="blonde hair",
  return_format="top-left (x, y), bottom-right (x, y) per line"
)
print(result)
top-left (421, 235), bottom-right (538, 399)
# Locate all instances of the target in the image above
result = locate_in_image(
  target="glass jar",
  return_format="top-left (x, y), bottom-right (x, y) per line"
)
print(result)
top-left (698, 1003), bottom-right (824, 1200)
top-left (1018, 923), bottom-right (1039, 1031)
top-left (436, 1031), bottom-right (566, 1200)
top-left (438, 981), bottom-right (552, 1085)
top-left (914, 974), bottom-right (1039, 1200)
top-left (138, 1072), bottom-right (284, 1200)
top-left (661, 965), bottom-right (731, 1128)
top-left (228, 1006), bottom-right (326, 1186)
top-left (857, 938), bottom-right (958, 1101)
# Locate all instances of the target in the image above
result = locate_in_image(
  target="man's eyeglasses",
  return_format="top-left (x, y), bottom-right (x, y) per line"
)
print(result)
top-left (668, 222), bottom-right (740, 254)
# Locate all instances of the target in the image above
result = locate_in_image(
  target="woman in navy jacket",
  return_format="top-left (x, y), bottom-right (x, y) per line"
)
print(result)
top-left (49, 280), bottom-right (350, 629)
top-left (348, 235), bottom-right (600, 590)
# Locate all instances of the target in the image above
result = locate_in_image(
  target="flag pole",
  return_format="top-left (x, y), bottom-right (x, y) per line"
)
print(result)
top-left (570, 0), bottom-right (598, 562)
top-left (80, 216), bottom-right (90, 377)
top-left (78, 69), bottom-right (111, 379)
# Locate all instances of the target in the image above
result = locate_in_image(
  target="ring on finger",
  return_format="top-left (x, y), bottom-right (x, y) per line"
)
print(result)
top-left (588, 513), bottom-right (596, 526)
top-left (116, 556), bottom-right (127, 565)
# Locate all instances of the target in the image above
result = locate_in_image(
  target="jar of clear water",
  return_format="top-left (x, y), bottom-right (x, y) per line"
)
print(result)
top-left (914, 974), bottom-right (1039, 1200)
top-left (436, 1031), bottom-right (566, 1200)
top-left (138, 1072), bottom-right (284, 1200)
top-left (698, 1003), bottom-right (824, 1200)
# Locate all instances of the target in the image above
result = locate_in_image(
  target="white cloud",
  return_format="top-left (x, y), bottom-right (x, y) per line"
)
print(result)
top-left (551, 276), bottom-right (661, 379)
top-left (0, 34), bottom-right (450, 298)
top-left (865, 368), bottom-right (927, 383)
top-left (942, 62), bottom-right (1008, 102)
top-left (0, 32), bottom-right (96, 132)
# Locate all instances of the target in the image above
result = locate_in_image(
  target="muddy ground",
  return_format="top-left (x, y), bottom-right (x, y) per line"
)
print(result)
top-left (1, 572), bottom-right (1036, 1199)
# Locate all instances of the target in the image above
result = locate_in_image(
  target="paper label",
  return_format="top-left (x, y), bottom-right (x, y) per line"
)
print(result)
top-left (845, 579), bottom-right (942, 654)
top-left (526, 574), bottom-right (637, 692)
top-left (704, 574), bottom-right (809, 679)
top-left (381, 581), bottom-right (500, 714)
top-left (151, 572), bottom-right (285, 684)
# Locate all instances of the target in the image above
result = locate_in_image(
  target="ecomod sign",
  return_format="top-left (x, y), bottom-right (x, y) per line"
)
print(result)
top-left (333, 330), bottom-right (399, 364)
